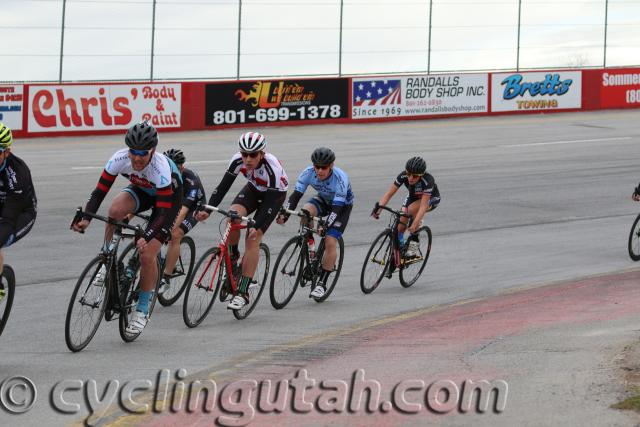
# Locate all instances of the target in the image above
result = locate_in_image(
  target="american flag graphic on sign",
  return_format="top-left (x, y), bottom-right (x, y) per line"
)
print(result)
top-left (353, 80), bottom-right (402, 106)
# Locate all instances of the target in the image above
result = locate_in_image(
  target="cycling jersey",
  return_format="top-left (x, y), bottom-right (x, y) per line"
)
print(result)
top-left (292, 166), bottom-right (354, 206)
top-left (208, 152), bottom-right (288, 232)
top-left (0, 154), bottom-right (37, 248)
top-left (180, 167), bottom-right (206, 211)
top-left (85, 148), bottom-right (183, 242)
top-left (285, 165), bottom-right (354, 235)
top-left (394, 171), bottom-right (440, 202)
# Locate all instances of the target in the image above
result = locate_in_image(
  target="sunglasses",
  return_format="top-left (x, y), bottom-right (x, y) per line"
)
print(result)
top-left (313, 164), bottom-right (331, 170)
top-left (406, 171), bottom-right (424, 178)
top-left (240, 151), bottom-right (260, 159)
top-left (129, 148), bottom-right (150, 157)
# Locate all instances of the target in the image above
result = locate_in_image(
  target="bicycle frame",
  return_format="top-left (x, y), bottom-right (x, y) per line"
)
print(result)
top-left (72, 208), bottom-right (143, 312)
top-left (193, 205), bottom-right (253, 296)
top-left (377, 204), bottom-right (413, 270)
top-left (282, 207), bottom-right (326, 276)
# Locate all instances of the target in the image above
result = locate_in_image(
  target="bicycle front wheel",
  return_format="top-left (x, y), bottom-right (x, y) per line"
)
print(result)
top-left (313, 236), bottom-right (344, 303)
top-left (183, 247), bottom-right (222, 328)
top-left (0, 265), bottom-right (15, 337)
top-left (119, 255), bottom-right (161, 343)
top-left (234, 243), bottom-right (270, 320)
top-left (65, 256), bottom-right (109, 352)
top-left (399, 226), bottom-right (432, 288)
top-left (158, 235), bottom-right (196, 306)
top-left (628, 214), bottom-right (640, 261)
top-left (360, 230), bottom-right (393, 294)
top-left (269, 236), bottom-right (304, 309)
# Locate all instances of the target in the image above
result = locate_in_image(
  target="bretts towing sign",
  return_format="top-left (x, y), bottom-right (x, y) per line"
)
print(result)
top-left (491, 72), bottom-right (582, 112)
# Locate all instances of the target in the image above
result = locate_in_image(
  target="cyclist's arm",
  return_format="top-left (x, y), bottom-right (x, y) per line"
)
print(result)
top-left (208, 171), bottom-right (236, 207)
top-left (144, 185), bottom-right (175, 242)
top-left (378, 182), bottom-right (400, 207)
top-left (84, 169), bottom-right (117, 219)
top-left (171, 206), bottom-right (190, 232)
top-left (285, 190), bottom-right (304, 211)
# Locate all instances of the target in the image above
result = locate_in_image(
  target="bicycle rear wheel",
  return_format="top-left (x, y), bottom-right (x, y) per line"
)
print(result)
top-left (360, 230), bottom-right (393, 294)
top-left (158, 235), bottom-right (196, 306)
top-left (119, 254), bottom-right (161, 343)
top-left (234, 243), bottom-right (270, 320)
top-left (628, 214), bottom-right (640, 261)
top-left (313, 236), bottom-right (344, 303)
top-left (65, 256), bottom-right (109, 352)
top-left (269, 236), bottom-right (304, 309)
top-left (0, 265), bottom-right (15, 337)
top-left (399, 226), bottom-right (432, 288)
top-left (183, 247), bottom-right (222, 328)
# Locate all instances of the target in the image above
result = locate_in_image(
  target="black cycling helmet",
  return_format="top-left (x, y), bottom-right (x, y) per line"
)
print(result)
top-left (164, 148), bottom-right (186, 165)
top-left (311, 147), bottom-right (335, 167)
top-left (405, 156), bottom-right (427, 175)
top-left (125, 121), bottom-right (158, 150)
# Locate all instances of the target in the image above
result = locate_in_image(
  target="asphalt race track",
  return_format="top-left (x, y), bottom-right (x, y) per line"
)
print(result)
top-left (1, 110), bottom-right (640, 426)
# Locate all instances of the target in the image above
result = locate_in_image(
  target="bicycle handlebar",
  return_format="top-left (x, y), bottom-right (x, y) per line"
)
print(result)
top-left (281, 207), bottom-right (324, 224)
top-left (71, 207), bottom-right (144, 236)
top-left (199, 204), bottom-right (256, 227)
top-left (373, 202), bottom-right (411, 218)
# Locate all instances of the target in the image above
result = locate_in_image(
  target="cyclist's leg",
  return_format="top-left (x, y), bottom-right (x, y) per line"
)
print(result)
top-left (397, 195), bottom-right (412, 237)
top-left (322, 204), bottom-right (351, 272)
top-left (238, 191), bottom-right (284, 295)
top-left (163, 208), bottom-right (191, 277)
top-left (106, 188), bottom-right (138, 242)
top-left (0, 207), bottom-right (37, 273)
top-left (229, 184), bottom-right (255, 260)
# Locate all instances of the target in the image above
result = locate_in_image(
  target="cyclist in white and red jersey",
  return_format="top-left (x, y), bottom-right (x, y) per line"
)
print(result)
top-left (71, 121), bottom-right (182, 334)
top-left (196, 131), bottom-right (287, 310)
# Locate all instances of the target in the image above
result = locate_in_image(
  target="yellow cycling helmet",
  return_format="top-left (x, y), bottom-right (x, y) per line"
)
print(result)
top-left (0, 124), bottom-right (12, 149)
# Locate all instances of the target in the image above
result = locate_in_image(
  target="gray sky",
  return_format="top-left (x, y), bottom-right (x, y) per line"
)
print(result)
top-left (2, 0), bottom-right (639, 82)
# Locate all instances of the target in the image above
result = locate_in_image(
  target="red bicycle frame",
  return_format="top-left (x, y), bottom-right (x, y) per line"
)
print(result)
top-left (193, 205), bottom-right (253, 296)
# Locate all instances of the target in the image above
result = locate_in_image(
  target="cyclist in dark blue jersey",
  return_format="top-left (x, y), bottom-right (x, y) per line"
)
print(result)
top-left (277, 147), bottom-right (354, 299)
top-left (373, 156), bottom-right (440, 259)
top-left (0, 124), bottom-right (37, 284)
top-left (160, 148), bottom-right (206, 293)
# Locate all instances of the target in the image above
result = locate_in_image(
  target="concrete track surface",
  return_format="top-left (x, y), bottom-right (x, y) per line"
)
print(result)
top-left (1, 110), bottom-right (640, 426)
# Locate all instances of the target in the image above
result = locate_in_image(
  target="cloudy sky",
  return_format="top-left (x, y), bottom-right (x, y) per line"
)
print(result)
top-left (2, 0), bottom-right (639, 82)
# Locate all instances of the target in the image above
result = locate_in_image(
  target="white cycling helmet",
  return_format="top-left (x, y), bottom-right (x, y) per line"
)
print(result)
top-left (238, 131), bottom-right (266, 153)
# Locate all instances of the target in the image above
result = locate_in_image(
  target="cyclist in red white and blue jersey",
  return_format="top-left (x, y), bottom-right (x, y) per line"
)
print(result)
top-left (277, 147), bottom-right (353, 299)
top-left (71, 121), bottom-right (182, 334)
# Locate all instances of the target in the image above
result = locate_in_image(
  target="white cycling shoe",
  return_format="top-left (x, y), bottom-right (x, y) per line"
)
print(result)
top-left (310, 285), bottom-right (326, 299)
top-left (227, 295), bottom-right (248, 310)
top-left (126, 310), bottom-right (149, 334)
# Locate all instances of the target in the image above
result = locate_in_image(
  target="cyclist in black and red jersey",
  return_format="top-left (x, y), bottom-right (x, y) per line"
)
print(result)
top-left (373, 156), bottom-right (440, 259)
top-left (71, 121), bottom-right (182, 334)
top-left (196, 131), bottom-right (288, 310)
top-left (159, 148), bottom-right (206, 294)
top-left (0, 124), bottom-right (37, 285)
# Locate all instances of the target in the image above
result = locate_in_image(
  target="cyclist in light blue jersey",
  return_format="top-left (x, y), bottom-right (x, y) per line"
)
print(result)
top-left (276, 147), bottom-right (354, 299)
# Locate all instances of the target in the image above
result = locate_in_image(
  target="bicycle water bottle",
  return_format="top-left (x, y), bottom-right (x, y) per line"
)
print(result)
top-left (308, 236), bottom-right (316, 261)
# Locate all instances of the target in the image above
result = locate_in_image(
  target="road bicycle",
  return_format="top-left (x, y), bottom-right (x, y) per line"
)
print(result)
top-left (0, 265), bottom-right (15, 337)
top-left (360, 203), bottom-right (432, 294)
top-left (65, 208), bottom-right (160, 352)
top-left (270, 207), bottom-right (344, 309)
top-left (182, 205), bottom-right (269, 327)
top-left (119, 212), bottom-right (195, 306)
